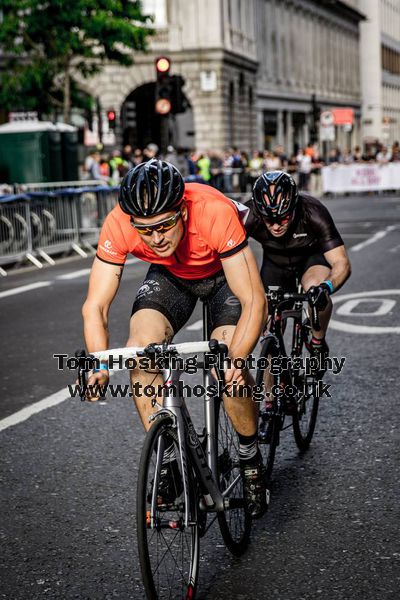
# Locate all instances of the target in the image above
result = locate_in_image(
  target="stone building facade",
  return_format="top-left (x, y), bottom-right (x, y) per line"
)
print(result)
top-left (359, 0), bottom-right (400, 144)
top-left (83, 0), bottom-right (365, 153)
top-left (254, 0), bottom-right (364, 152)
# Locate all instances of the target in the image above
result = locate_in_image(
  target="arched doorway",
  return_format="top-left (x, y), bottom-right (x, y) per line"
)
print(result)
top-left (121, 82), bottom-right (195, 150)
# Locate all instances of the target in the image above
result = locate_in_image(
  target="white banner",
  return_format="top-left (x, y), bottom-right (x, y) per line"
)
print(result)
top-left (322, 163), bottom-right (400, 193)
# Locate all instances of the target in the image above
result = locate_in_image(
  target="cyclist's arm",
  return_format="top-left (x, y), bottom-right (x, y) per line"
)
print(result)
top-left (221, 245), bottom-right (267, 359)
top-left (323, 244), bottom-right (351, 293)
top-left (82, 257), bottom-right (124, 353)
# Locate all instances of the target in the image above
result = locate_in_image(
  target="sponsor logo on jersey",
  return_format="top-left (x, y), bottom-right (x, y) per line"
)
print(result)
top-left (293, 233), bottom-right (308, 238)
top-left (227, 239), bottom-right (235, 247)
top-left (99, 240), bottom-right (118, 256)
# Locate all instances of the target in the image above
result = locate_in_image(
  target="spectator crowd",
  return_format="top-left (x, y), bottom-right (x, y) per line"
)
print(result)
top-left (83, 140), bottom-right (400, 195)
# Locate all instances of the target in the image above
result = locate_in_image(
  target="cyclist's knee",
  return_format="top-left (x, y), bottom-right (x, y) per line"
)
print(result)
top-left (210, 324), bottom-right (236, 346)
top-left (128, 309), bottom-right (174, 347)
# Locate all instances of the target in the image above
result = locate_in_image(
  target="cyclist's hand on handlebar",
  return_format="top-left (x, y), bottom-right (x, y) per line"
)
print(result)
top-left (76, 370), bottom-right (109, 402)
top-left (306, 284), bottom-right (331, 311)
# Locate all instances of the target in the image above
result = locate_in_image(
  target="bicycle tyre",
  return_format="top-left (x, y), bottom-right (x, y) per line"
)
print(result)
top-left (216, 397), bottom-right (252, 556)
top-left (137, 416), bottom-right (200, 600)
top-left (256, 337), bottom-right (282, 481)
top-left (292, 321), bottom-right (320, 451)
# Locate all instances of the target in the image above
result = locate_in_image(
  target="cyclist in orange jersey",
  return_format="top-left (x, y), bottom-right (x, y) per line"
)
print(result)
top-left (82, 159), bottom-right (268, 518)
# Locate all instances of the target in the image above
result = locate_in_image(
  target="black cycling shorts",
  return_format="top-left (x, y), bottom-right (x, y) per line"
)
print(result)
top-left (131, 264), bottom-right (241, 335)
top-left (260, 253), bottom-right (331, 292)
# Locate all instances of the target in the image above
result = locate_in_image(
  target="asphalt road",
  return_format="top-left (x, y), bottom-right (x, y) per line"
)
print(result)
top-left (1, 193), bottom-right (399, 599)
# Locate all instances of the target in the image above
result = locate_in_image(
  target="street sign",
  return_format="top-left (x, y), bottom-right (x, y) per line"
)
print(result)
top-left (9, 111), bottom-right (38, 122)
top-left (320, 111), bottom-right (334, 126)
top-left (200, 71), bottom-right (217, 92)
top-left (320, 125), bottom-right (335, 141)
top-left (332, 107), bottom-right (354, 125)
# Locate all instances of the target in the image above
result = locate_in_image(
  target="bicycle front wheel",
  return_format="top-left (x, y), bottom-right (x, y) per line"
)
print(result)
top-left (216, 398), bottom-right (252, 556)
top-left (292, 321), bottom-right (320, 451)
top-left (137, 416), bottom-right (200, 600)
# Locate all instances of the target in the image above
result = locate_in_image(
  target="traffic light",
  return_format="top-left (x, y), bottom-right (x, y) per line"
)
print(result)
top-left (107, 109), bottom-right (116, 130)
top-left (155, 58), bottom-right (188, 115)
top-left (155, 56), bottom-right (173, 115)
top-left (170, 75), bottom-right (187, 114)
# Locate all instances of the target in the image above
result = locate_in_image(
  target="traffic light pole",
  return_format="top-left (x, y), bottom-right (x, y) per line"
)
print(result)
top-left (160, 114), bottom-right (170, 155)
top-left (96, 98), bottom-right (103, 145)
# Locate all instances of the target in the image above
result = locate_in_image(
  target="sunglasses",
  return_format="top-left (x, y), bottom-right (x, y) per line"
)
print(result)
top-left (131, 210), bottom-right (182, 236)
top-left (263, 214), bottom-right (292, 226)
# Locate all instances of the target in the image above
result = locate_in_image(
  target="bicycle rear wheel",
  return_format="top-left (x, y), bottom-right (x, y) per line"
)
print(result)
top-left (137, 416), bottom-right (200, 600)
top-left (256, 337), bottom-right (282, 481)
top-left (216, 398), bottom-right (252, 556)
top-left (292, 320), bottom-right (320, 451)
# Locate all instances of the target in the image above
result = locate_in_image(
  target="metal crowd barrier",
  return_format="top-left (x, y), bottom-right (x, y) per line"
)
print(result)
top-left (0, 185), bottom-right (119, 274)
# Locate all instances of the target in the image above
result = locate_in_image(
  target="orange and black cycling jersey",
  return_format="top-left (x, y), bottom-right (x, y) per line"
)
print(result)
top-left (96, 183), bottom-right (248, 280)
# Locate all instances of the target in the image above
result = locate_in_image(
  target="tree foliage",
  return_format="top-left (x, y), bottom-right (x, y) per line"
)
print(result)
top-left (0, 0), bottom-right (154, 122)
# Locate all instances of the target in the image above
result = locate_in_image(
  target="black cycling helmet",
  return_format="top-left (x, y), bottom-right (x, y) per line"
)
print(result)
top-left (252, 171), bottom-right (298, 219)
top-left (119, 159), bottom-right (184, 217)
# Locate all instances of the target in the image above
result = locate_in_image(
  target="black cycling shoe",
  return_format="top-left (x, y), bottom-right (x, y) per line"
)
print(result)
top-left (309, 338), bottom-right (329, 377)
top-left (148, 459), bottom-right (183, 506)
top-left (241, 455), bottom-right (268, 519)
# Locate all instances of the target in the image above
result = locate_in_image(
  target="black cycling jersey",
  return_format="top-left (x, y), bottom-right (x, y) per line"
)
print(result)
top-left (245, 193), bottom-right (343, 268)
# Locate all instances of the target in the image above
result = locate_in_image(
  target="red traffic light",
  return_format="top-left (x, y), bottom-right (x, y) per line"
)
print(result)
top-left (107, 110), bottom-right (116, 121)
top-left (155, 98), bottom-right (171, 115)
top-left (155, 56), bottom-right (171, 73)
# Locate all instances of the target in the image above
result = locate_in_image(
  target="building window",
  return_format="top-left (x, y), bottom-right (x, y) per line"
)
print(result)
top-left (382, 45), bottom-right (400, 76)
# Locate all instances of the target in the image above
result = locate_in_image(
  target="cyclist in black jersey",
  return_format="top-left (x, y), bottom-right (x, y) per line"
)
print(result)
top-left (245, 171), bottom-right (351, 365)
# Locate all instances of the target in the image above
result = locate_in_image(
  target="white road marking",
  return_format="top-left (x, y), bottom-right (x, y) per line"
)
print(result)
top-left (341, 234), bottom-right (370, 239)
top-left (0, 281), bottom-right (51, 299)
top-left (336, 298), bottom-right (395, 317)
top-left (389, 244), bottom-right (400, 253)
top-left (0, 388), bottom-right (69, 433)
top-left (331, 290), bottom-right (400, 334)
top-left (329, 320), bottom-right (400, 334)
top-left (1, 257), bottom-right (142, 291)
top-left (186, 319), bottom-right (203, 331)
top-left (57, 268), bottom-right (91, 280)
top-left (57, 257), bottom-right (141, 279)
top-left (350, 225), bottom-right (397, 252)
top-left (0, 315), bottom-right (202, 432)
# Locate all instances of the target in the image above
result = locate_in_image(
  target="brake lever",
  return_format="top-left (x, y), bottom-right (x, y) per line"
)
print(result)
top-left (208, 339), bottom-right (228, 385)
top-left (75, 349), bottom-right (91, 402)
top-left (311, 304), bottom-right (321, 332)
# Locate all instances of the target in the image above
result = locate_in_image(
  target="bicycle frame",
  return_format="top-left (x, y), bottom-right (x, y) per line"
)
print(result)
top-left (149, 363), bottom-right (226, 529)
top-left (147, 302), bottom-right (243, 528)
top-left (263, 286), bottom-right (309, 358)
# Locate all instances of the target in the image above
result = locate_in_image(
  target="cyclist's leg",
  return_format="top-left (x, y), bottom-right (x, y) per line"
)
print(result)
top-left (127, 265), bottom-right (197, 430)
top-left (211, 324), bottom-right (258, 435)
top-left (260, 256), bottom-right (298, 393)
top-left (300, 255), bottom-right (332, 340)
top-left (208, 279), bottom-right (267, 517)
top-left (206, 277), bottom-right (257, 438)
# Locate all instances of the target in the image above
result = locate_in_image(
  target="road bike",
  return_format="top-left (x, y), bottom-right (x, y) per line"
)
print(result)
top-left (76, 303), bottom-right (251, 600)
top-left (257, 286), bottom-right (323, 480)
